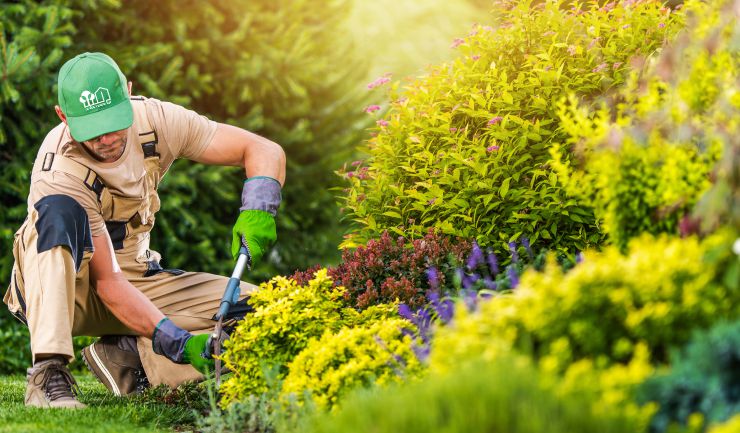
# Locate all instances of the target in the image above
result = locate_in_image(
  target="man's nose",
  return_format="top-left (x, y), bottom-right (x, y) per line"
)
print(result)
top-left (98, 132), bottom-right (119, 145)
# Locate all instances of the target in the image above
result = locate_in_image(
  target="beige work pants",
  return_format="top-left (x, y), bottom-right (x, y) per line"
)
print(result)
top-left (4, 210), bottom-right (256, 388)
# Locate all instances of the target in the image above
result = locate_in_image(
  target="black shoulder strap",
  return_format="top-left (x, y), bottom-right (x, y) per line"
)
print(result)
top-left (132, 97), bottom-right (159, 159)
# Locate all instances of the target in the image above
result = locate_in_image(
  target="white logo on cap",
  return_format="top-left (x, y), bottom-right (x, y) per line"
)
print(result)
top-left (79, 88), bottom-right (111, 110)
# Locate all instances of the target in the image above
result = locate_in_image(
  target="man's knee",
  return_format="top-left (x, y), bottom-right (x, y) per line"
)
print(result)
top-left (33, 194), bottom-right (93, 271)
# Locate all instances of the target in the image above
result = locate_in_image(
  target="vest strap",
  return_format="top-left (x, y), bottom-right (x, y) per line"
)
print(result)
top-left (134, 99), bottom-right (159, 159)
top-left (40, 152), bottom-right (106, 200)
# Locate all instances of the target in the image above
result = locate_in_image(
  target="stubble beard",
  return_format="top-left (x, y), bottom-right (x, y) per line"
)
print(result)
top-left (92, 136), bottom-right (128, 162)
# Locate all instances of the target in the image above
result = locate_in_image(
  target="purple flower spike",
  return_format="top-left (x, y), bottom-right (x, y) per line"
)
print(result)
top-left (507, 266), bottom-right (520, 288)
top-left (467, 242), bottom-right (484, 270)
top-left (576, 252), bottom-right (584, 264)
top-left (483, 277), bottom-right (497, 290)
top-left (398, 304), bottom-right (414, 321)
top-left (438, 299), bottom-right (455, 323)
top-left (464, 289), bottom-right (478, 311)
top-left (486, 250), bottom-right (500, 275)
top-left (509, 242), bottom-right (519, 263)
top-left (426, 267), bottom-right (440, 291)
top-left (522, 237), bottom-right (534, 260)
top-left (413, 345), bottom-right (431, 362)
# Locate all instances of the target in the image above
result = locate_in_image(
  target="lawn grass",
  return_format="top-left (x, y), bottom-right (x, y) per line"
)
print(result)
top-left (0, 374), bottom-right (204, 433)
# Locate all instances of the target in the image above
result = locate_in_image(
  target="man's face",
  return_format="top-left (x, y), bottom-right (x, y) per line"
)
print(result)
top-left (80, 128), bottom-right (129, 162)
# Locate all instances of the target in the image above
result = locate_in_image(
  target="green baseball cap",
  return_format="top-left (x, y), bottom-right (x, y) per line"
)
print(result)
top-left (57, 52), bottom-right (133, 142)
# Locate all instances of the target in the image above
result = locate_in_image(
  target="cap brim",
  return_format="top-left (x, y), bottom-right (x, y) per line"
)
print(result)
top-left (67, 99), bottom-right (133, 142)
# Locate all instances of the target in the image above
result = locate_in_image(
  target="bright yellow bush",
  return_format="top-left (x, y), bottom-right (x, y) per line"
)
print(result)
top-left (281, 318), bottom-right (424, 410)
top-left (429, 233), bottom-right (737, 422)
top-left (219, 269), bottom-right (399, 406)
top-left (708, 414), bottom-right (740, 433)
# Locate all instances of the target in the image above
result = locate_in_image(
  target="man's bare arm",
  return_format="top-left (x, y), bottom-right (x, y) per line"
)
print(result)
top-left (88, 232), bottom-right (164, 337)
top-left (193, 123), bottom-right (286, 185)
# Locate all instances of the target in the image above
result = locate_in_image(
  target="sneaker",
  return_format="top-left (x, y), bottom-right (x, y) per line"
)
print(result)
top-left (81, 336), bottom-right (150, 396)
top-left (25, 357), bottom-right (86, 409)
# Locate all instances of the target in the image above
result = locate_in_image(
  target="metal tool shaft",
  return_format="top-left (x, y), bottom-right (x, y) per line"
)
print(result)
top-left (212, 245), bottom-right (250, 386)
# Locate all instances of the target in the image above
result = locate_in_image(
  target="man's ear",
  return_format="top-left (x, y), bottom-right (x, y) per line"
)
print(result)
top-left (54, 105), bottom-right (67, 124)
top-left (127, 81), bottom-right (133, 96)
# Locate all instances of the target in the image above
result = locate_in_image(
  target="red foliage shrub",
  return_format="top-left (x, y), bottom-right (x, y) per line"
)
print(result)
top-left (289, 230), bottom-right (471, 309)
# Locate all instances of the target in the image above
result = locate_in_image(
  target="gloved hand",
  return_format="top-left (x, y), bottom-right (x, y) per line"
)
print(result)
top-left (152, 318), bottom-right (214, 373)
top-left (231, 210), bottom-right (276, 264)
top-left (182, 333), bottom-right (215, 373)
top-left (232, 176), bottom-right (282, 265)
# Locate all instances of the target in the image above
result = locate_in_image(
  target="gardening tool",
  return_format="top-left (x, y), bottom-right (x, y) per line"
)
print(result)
top-left (206, 242), bottom-right (251, 386)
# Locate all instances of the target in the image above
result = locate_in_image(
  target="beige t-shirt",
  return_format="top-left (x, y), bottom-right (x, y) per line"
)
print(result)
top-left (28, 96), bottom-right (218, 238)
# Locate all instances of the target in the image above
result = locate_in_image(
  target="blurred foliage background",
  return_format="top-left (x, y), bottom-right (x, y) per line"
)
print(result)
top-left (0, 0), bottom-right (489, 370)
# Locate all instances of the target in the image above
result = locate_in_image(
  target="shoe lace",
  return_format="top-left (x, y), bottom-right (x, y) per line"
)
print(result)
top-left (134, 368), bottom-right (150, 393)
top-left (35, 363), bottom-right (81, 401)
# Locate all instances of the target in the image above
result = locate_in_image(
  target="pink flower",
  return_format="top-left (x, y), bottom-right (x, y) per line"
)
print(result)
top-left (567, 45), bottom-right (577, 56)
top-left (622, 24), bottom-right (631, 29)
top-left (658, 22), bottom-right (666, 28)
top-left (450, 127), bottom-right (458, 132)
top-left (351, 160), bottom-right (363, 167)
top-left (377, 119), bottom-right (389, 127)
top-left (471, 55), bottom-right (481, 61)
top-left (612, 62), bottom-right (623, 70)
top-left (367, 74), bottom-right (392, 89)
top-left (365, 105), bottom-right (381, 113)
top-left (451, 38), bottom-right (465, 49)
top-left (486, 145), bottom-right (500, 152)
top-left (592, 63), bottom-right (609, 73)
top-left (482, 26), bottom-right (494, 32)
top-left (488, 116), bottom-right (503, 125)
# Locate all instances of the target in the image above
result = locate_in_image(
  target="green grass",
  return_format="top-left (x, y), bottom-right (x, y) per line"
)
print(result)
top-left (0, 374), bottom-right (205, 433)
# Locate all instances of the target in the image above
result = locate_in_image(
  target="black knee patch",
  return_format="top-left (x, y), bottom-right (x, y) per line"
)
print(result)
top-left (34, 194), bottom-right (93, 271)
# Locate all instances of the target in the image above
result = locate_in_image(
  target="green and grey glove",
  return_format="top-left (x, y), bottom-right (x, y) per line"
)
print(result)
top-left (231, 176), bottom-right (281, 266)
top-left (152, 318), bottom-right (215, 373)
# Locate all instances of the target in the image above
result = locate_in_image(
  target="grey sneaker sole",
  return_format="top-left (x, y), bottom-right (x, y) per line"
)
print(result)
top-left (81, 344), bottom-right (123, 396)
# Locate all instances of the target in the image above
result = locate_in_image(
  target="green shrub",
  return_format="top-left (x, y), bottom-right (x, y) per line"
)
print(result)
top-left (280, 318), bottom-right (423, 410)
top-left (290, 357), bottom-right (643, 433)
top-left (219, 270), bottom-right (398, 406)
top-left (552, 0), bottom-right (734, 249)
top-left (638, 319), bottom-right (740, 432)
top-left (0, 1), bottom-right (78, 288)
top-left (430, 234), bottom-right (736, 373)
top-left (339, 0), bottom-right (684, 258)
top-left (0, 309), bottom-right (30, 374)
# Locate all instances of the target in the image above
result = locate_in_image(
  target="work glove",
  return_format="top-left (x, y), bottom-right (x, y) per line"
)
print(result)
top-left (182, 334), bottom-right (215, 373)
top-left (152, 318), bottom-right (215, 373)
top-left (231, 176), bottom-right (282, 266)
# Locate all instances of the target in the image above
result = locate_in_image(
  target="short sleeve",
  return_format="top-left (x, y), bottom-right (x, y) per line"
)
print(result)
top-left (30, 172), bottom-right (106, 236)
top-left (149, 100), bottom-right (218, 161)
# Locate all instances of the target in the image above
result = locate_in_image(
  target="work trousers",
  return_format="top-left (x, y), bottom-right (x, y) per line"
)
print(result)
top-left (4, 200), bottom-right (256, 388)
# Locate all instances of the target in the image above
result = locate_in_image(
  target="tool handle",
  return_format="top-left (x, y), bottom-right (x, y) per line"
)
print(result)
top-left (214, 245), bottom-right (250, 321)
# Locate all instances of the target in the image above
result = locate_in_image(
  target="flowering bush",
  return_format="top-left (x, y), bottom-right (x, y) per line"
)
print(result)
top-left (290, 230), bottom-right (471, 309)
top-left (220, 270), bottom-right (397, 406)
top-left (280, 318), bottom-right (423, 410)
top-left (552, 0), bottom-right (734, 249)
top-left (431, 234), bottom-right (735, 374)
top-left (340, 0), bottom-right (685, 259)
